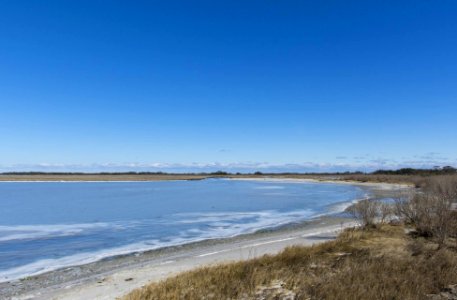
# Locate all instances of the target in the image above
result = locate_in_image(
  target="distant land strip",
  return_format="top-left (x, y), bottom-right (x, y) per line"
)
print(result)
top-left (0, 167), bottom-right (455, 183)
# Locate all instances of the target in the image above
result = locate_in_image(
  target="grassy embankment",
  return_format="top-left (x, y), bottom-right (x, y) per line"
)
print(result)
top-left (124, 225), bottom-right (457, 300)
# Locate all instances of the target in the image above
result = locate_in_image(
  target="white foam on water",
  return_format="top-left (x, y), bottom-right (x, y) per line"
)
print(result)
top-left (0, 239), bottom-right (163, 283)
top-left (0, 209), bottom-right (317, 283)
top-left (0, 198), bottom-right (363, 283)
top-left (0, 222), bottom-right (128, 242)
top-left (253, 185), bottom-right (285, 190)
top-left (325, 193), bottom-right (371, 215)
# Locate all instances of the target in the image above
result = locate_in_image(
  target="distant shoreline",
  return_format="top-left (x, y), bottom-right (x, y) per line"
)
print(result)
top-left (0, 174), bottom-right (213, 182)
top-left (0, 174), bottom-right (416, 193)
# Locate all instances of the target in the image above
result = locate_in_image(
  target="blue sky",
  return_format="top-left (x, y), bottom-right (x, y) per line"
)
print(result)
top-left (1, 1), bottom-right (456, 172)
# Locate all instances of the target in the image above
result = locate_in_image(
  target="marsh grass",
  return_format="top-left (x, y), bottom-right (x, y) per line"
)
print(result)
top-left (124, 225), bottom-right (457, 300)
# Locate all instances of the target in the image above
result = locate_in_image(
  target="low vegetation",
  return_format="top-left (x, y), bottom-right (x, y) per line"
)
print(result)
top-left (337, 168), bottom-right (456, 188)
top-left (124, 175), bottom-right (457, 300)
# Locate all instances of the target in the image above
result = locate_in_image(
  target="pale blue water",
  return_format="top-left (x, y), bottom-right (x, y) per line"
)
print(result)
top-left (0, 179), bottom-right (366, 282)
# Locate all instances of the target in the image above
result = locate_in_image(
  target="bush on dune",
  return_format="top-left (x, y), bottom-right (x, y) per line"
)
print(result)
top-left (395, 175), bottom-right (457, 247)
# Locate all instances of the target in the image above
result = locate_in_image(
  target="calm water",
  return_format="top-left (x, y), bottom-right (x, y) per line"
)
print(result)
top-left (0, 179), bottom-right (366, 282)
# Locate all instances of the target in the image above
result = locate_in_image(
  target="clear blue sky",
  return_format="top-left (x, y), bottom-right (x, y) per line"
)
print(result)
top-left (1, 1), bottom-right (456, 172)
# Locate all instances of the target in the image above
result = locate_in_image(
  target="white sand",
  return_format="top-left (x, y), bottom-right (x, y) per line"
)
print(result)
top-left (231, 177), bottom-right (413, 190)
top-left (17, 221), bottom-right (356, 300)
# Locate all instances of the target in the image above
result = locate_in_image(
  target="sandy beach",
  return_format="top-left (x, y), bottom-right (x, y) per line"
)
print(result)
top-left (231, 177), bottom-right (413, 188)
top-left (0, 179), bottom-right (411, 300)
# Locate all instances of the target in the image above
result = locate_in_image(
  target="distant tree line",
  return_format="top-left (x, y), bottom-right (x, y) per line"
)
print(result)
top-left (372, 166), bottom-right (457, 176)
top-left (1, 166), bottom-right (455, 176)
top-left (0, 171), bottom-right (168, 175)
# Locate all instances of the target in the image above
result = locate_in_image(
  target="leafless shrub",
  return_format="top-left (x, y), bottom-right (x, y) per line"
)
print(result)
top-left (424, 175), bottom-right (457, 203)
top-left (395, 176), bottom-right (457, 247)
top-left (379, 202), bottom-right (394, 224)
top-left (419, 194), bottom-right (453, 245)
top-left (349, 200), bottom-right (380, 228)
top-left (394, 191), bottom-right (419, 224)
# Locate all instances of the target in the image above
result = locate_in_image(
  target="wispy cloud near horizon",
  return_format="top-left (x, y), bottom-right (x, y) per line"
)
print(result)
top-left (1, 158), bottom-right (456, 173)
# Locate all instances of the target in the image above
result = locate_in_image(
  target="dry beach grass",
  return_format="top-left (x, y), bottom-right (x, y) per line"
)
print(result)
top-left (124, 224), bottom-right (457, 300)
